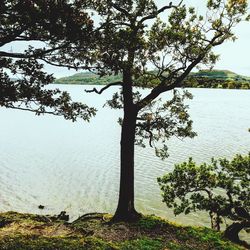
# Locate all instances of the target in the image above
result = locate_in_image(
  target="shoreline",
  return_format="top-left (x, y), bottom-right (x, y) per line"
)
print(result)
top-left (0, 211), bottom-right (247, 249)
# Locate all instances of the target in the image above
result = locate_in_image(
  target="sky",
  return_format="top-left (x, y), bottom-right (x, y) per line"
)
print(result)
top-left (3, 0), bottom-right (250, 78)
top-left (156, 0), bottom-right (250, 76)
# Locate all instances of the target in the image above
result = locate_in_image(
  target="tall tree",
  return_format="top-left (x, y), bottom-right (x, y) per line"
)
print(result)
top-left (0, 0), bottom-right (96, 121)
top-left (70, 0), bottom-right (247, 221)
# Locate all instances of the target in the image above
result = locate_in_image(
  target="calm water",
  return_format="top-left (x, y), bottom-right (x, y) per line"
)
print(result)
top-left (0, 85), bottom-right (250, 237)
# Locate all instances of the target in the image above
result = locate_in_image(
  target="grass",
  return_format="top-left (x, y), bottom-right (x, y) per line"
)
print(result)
top-left (54, 69), bottom-right (250, 89)
top-left (0, 212), bottom-right (246, 250)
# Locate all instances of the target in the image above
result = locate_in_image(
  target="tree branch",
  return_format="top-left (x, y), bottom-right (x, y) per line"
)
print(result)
top-left (139, 0), bottom-right (184, 24)
top-left (0, 51), bottom-right (30, 59)
top-left (40, 58), bottom-right (81, 69)
top-left (112, 3), bottom-right (130, 17)
top-left (0, 44), bottom-right (70, 59)
top-left (0, 28), bottom-right (25, 46)
top-left (85, 81), bottom-right (122, 94)
top-left (136, 123), bottom-right (154, 147)
top-left (136, 29), bottom-right (227, 111)
top-left (4, 104), bottom-right (62, 116)
top-left (146, 128), bottom-right (153, 147)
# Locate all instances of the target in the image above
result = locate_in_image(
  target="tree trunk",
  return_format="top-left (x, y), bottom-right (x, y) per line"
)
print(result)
top-left (112, 106), bottom-right (141, 221)
top-left (209, 211), bottom-right (220, 231)
top-left (224, 220), bottom-right (250, 247)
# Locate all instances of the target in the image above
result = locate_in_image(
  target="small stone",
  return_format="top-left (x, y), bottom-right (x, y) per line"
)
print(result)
top-left (57, 211), bottom-right (69, 221)
top-left (117, 225), bottom-right (128, 231)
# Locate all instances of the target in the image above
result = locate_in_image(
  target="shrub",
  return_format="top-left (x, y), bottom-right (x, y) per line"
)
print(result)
top-left (158, 153), bottom-right (250, 245)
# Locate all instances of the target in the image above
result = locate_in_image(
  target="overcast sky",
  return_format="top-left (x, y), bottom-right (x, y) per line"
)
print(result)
top-left (3, 0), bottom-right (250, 78)
top-left (156, 0), bottom-right (250, 76)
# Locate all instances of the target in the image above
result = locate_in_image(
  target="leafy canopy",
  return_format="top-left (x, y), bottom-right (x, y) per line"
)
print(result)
top-left (0, 0), bottom-right (96, 121)
top-left (69, 0), bottom-right (249, 156)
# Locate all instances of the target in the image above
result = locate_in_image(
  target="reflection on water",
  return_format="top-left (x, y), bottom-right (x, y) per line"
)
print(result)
top-left (0, 85), bottom-right (250, 239)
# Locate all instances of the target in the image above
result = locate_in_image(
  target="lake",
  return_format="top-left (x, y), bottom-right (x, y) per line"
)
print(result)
top-left (0, 85), bottom-right (250, 235)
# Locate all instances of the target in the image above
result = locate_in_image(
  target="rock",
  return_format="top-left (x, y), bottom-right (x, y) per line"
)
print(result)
top-left (38, 205), bottom-right (45, 209)
top-left (0, 219), bottom-right (11, 228)
top-left (117, 224), bottom-right (128, 231)
top-left (57, 211), bottom-right (69, 221)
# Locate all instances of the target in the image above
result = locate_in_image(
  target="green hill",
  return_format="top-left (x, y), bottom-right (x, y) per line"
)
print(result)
top-left (190, 69), bottom-right (250, 81)
top-left (54, 72), bottom-right (122, 85)
top-left (54, 70), bottom-right (250, 89)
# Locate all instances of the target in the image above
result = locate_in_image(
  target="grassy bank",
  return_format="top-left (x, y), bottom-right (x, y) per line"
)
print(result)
top-left (0, 211), bottom-right (246, 250)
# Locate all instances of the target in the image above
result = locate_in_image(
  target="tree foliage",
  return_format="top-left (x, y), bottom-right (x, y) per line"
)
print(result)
top-left (158, 153), bottom-right (250, 245)
top-left (0, 0), bottom-right (96, 121)
top-left (69, 0), bottom-right (249, 157)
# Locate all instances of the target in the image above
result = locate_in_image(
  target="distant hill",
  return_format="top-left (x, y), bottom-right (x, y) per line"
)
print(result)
top-left (186, 70), bottom-right (250, 89)
top-left (54, 70), bottom-right (250, 89)
top-left (54, 72), bottom-right (121, 85)
top-left (190, 70), bottom-right (250, 82)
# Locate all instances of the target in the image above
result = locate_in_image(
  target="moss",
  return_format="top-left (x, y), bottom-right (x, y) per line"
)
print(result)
top-left (0, 211), bottom-right (56, 224)
top-left (0, 235), bottom-right (118, 250)
top-left (120, 237), bottom-right (163, 250)
top-left (0, 235), bottom-right (84, 250)
top-left (175, 226), bottom-right (243, 250)
top-left (166, 241), bottom-right (192, 250)
top-left (83, 237), bottom-right (118, 250)
top-left (136, 215), bottom-right (166, 230)
top-left (0, 212), bottom-right (245, 250)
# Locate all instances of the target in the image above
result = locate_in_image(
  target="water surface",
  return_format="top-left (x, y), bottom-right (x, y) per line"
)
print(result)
top-left (0, 86), bottom-right (249, 235)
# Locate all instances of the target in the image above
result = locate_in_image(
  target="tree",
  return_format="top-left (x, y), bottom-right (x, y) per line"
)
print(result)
top-left (2, 0), bottom-right (248, 222)
top-left (0, 0), bottom-right (96, 121)
top-left (158, 154), bottom-right (250, 246)
top-left (66, 0), bottom-right (247, 221)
